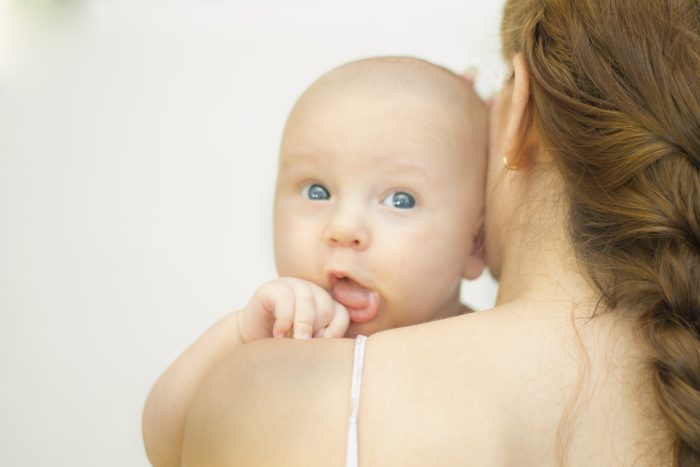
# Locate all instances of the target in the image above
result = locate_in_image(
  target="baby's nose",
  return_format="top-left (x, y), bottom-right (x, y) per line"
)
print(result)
top-left (323, 207), bottom-right (369, 250)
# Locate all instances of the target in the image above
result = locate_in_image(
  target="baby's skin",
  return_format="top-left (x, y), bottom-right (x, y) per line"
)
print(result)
top-left (254, 56), bottom-right (488, 339)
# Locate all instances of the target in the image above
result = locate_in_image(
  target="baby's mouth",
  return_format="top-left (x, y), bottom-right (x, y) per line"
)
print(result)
top-left (328, 273), bottom-right (380, 324)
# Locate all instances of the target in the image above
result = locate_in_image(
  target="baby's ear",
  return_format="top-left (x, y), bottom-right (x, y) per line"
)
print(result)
top-left (462, 221), bottom-right (486, 280)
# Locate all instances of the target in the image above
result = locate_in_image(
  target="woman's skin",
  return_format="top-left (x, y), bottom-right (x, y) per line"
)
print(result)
top-left (179, 55), bottom-right (664, 466)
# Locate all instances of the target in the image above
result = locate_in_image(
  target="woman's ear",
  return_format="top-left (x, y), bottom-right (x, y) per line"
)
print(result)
top-left (502, 53), bottom-right (538, 169)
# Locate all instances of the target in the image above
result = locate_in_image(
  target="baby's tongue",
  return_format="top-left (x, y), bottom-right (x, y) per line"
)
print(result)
top-left (332, 278), bottom-right (371, 308)
top-left (331, 277), bottom-right (379, 324)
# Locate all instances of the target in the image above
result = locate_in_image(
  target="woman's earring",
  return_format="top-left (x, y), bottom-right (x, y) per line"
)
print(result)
top-left (502, 155), bottom-right (518, 171)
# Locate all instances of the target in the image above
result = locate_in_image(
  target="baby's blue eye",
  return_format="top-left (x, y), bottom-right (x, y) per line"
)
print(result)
top-left (382, 191), bottom-right (416, 209)
top-left (302, 183), bottom-right (330, 201)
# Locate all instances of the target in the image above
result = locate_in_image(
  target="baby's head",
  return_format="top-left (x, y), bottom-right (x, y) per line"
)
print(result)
top-left (273, 56), bottom-right (488, 337)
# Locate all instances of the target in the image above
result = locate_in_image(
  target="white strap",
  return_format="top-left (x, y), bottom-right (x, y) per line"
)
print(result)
top-left (345, 335), bottom-right (367, 467)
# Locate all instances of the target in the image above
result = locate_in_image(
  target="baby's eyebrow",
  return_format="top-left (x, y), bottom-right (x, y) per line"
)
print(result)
top-left (278, 155), bottom-right (320, 170)
top-left (276, 155), bottom-right (328, 179)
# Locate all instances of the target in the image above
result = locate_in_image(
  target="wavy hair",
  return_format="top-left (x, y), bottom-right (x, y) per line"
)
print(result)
top-left (501, 0), bottom-right (700, 465)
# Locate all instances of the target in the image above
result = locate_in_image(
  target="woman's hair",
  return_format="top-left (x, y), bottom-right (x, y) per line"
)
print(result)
top-left (502, 0), bottom-right (699, 465)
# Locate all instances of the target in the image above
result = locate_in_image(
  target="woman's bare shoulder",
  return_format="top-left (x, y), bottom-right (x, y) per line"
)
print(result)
top-left (180, 310), bottom-right (569, 466)
top-left (364, 306), bottom-right (662, 466)
top-left (357, 308), bottom-right (580, 465)
top-left (181, 337), bottom-right (357, 467)
top-left (180, 308), bottom-right (653, 466)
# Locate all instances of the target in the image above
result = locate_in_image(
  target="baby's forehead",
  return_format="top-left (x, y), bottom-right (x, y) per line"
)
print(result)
top-left (282, 57), bottom-right (488, 179)
top-left (280, 122), bottom-right (483, 183)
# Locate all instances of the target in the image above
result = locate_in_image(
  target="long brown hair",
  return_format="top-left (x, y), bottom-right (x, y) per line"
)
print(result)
top-left (501, 0), bottom-right (700, 465)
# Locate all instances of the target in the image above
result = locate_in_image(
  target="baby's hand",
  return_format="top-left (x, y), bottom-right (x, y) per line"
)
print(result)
top-left (237, 277), bottom-right (350, 343)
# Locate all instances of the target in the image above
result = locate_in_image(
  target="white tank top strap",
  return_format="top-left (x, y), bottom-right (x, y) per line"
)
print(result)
top-left (345, 335), bottom-right (367, 467)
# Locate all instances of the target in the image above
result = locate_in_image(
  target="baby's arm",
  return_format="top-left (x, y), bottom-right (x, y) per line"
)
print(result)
top-left (142, 278), bottom-right (349, 467)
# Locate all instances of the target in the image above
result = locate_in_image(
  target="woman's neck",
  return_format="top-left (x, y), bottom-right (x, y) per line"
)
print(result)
top-left (493, 172), bottom-right (600, 312)
top-left (496, 241), bottom-right (598, 309)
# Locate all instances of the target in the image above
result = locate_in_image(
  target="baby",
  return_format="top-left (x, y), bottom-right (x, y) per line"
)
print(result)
top-left (143, 56), bottom-right (487, 465)
top-left (244, 56), bottom-right (488, 340)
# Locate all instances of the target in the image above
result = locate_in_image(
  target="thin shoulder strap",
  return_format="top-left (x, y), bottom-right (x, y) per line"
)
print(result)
top-left (345, 335), bottom-right (367, 467)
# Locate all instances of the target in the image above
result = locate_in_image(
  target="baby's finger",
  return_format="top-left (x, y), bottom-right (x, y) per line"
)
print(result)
top-left (267, 285), bottom-right (295, 338)
top-left (322, 302), bottom-right (350, 338)
top-left (290, 282), bottom-right (316, 340)
top-left (310, 285), bottom-right (336, 331)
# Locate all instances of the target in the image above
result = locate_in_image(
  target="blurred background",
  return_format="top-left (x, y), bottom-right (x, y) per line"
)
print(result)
top-left (1, 0), bottom-right (504, 465)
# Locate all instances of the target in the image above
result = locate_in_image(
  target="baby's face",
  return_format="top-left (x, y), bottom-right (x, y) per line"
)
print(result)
top-left (274, 82), bottom-right (485, 336)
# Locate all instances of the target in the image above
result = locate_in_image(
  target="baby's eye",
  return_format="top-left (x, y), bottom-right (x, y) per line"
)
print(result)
top-left (382, 191), bottom-right (416, 209)
top-left (301, 183), bottom-right (331, 201)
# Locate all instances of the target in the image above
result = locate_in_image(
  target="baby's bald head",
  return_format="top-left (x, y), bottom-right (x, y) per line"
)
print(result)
top-left (304, 56), bottom-right (480, 109)
top-left (282, 56), bottom-right (488, 202)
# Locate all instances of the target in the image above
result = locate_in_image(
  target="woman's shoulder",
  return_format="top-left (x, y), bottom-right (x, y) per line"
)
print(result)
top-left (359, 308), bottom-right (581, 465)
top-left (181, 307), bottom-right (658, 466)
top-left (362, 307), bottom-right (663, 465)
top-left (181, 337), bottom-right (358, 466)
top-left (180, 309), bottom-right (568, 466)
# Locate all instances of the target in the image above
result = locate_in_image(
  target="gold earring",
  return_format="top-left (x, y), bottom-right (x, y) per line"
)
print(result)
top-left (502, 155), bottom-right (518, 171)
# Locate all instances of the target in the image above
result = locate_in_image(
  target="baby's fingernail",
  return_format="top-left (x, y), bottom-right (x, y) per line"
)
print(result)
top-left (296, 330), bottom-right (311, 340)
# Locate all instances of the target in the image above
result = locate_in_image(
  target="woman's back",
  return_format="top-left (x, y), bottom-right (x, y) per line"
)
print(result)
top-left (182, 302), bottom-right (665, 466)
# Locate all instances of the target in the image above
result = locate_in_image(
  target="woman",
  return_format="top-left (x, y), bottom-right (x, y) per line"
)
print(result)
top-left (179, 0), bottom-right (699, 465)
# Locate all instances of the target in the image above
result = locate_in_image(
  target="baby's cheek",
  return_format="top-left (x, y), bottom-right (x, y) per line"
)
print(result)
top-left (278, 235), bottom-right (306, 272)
top-left (274, 217), bottom-right (310, 275)
top-left (375, 249), bottom-right (425, 298)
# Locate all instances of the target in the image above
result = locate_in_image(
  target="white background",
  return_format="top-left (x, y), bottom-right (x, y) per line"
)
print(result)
top-left (1, 0), bottom-right (504, 465)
